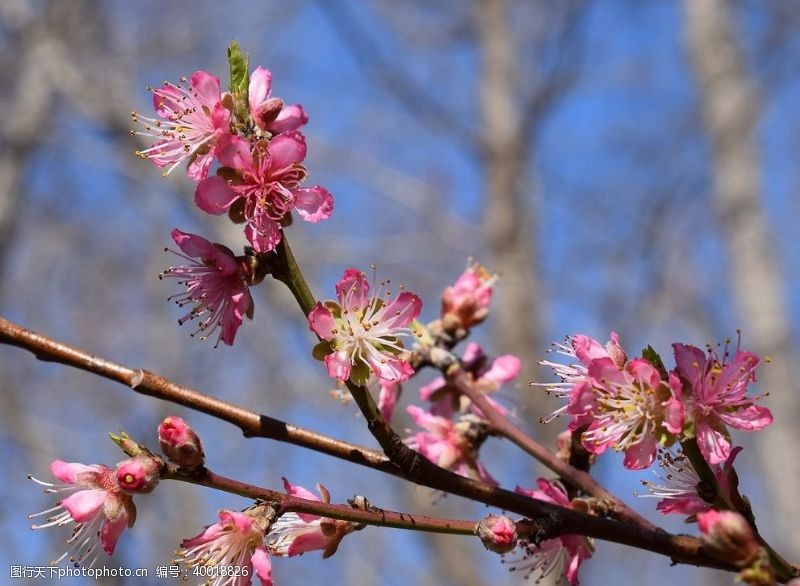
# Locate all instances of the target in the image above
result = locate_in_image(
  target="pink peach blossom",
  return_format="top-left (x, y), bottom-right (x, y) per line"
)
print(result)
top-left (161, 229), bottom-right (253, 347)
top-left (133, 71), bottom-right (231, 180)
top-left (308, 268), bottom-right (421, 384)
top-left (194, 133), bottom-right (333, 253)
top-left (176, 507), bottom-right (273, 586)
top-left (441, 260), bottom-right (496, 329)
top-left (673, 337), bottom-right (772, 465)
top-left (28, 460), bottom-right (136, 566)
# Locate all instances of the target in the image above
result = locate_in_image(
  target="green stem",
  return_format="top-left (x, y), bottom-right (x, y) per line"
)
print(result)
top-left (273, 236), bottom-right (317, 315)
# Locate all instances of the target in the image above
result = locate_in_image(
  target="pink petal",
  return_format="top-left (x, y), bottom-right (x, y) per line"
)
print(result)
top-left (152, 84), bottom-right (181, 118)
top-left (696, 421), bottom-right (731, 465)
top-left (378, 381), bottom-right (400, 422)
top-left (211, 102), bottom-right (231, 131)
top-left (219, 509), bottom-right (255, 534)
top-left (216, 134), bottom-right (253, 171)
top-left (252, 546), bottom-right (273, 586)
top-left (248, 67), bottom-right (273, 114)
top-left (219, 290), bottom-right (250, 346)
top-left (572, 335), bottom-right (609, 364)
top-left (195, 176), bottom-right (238, 215)
top-left (282, 477), bottom-right (322, 503)
top-left (267, 131), bottom-right (307, 169)
top-left (245, 218), bottom-right (283, 253)
top-left (482, 354), bottom-right (521, 384)
top-left (61, 489), bottom-right (106, 522)
top-left (287, 529), bottom-right (329, 557)
top-left (419, 377), bottom-right (446, 401)
top-left (190, 71), bottom-right (222, 108)
top-left (369, 356), bottom-right (414, 382)
top-left (718, 404), bottom-right (773, 431)
top-left (622, 434), bottom-right (657, 470)
top-left (267, 103), bottom-right (309, 134)
top-left (181, 521), bottom-right (227, 548)
top-left (672, 343), bottom-right (706, 386)
top-left (293, 186), bottom-right (333, 223)
top-left (380, 291), bottom-right (422, 329)
top-left (170, 229), bottom-right (215, 258)
top-left (324, 351), bottom-right (352, 381)
top-left (462, 342), bottom-right (485, 364)
top-left (50, 460), bottom-right (98, 484)
top-left (187, 151), bottom-right (216, 182)
top-left (308, 303), bottom-right (336, 341)
top-left (662, 397), bottom-right (685, 434)
top-left (335, 268), bottom-right (370, 308)
top-left (100, 514), bottom-right (128, 555)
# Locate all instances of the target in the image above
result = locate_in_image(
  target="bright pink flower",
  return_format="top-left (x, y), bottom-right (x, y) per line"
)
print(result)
top-left (308, 268), bottom-right (422, 384)
top-left (133, 71), bottom-right (231, 180)
top-left (115, 456), bottom-right (161, 494)
top-left (161, 229), bottom-right (254, 347)
top-left (176, 507), bottom-right (273, 586)
top-left (195, 133), bottom-right (333, 253)
top-left (420, 342), bottom-right (520, 418)
top-left (248, 66), bottom-right (309, 133)
top-left (404, 405), bottom-right (496, 485)
top-left (158, 416), bottom-right (205, 470)
top-left (28, 460), bottom-right (136, 565)
top-left (513, 479), bottom-right (593, 585)
top-left (637, 447), bottom-right (742, 516)
top-left (267, 478), bottom-right (360, 558)
top-left (441, 260), bottom-right (496, 329)
top-left (673, 337), bottom-right (772, 465)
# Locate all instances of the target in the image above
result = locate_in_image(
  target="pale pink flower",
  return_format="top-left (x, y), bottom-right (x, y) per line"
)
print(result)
top-left (248, 66), bottom-right (309, 133)
top-left (441, 260), bottom-right (497, 329)
top-left (420, 342), bottom-right (520, 418)
top-left (158, 415), bottom-right (205, 470)
top-left (132, 71), bottom-right (231, 180)
top-left (176, 507), bottom-right (273, 586)
top-left (308, 268), bottom-right (422, 384)
top-left (195, 133), bottom-right (333, 253)
top-left (637, 447), bottom-right (742, 516)
top-left (267, 478), bottom-right (360, 558)
top-left (673, 337), bottom-right (772, 465)
top-left (513, 479), bottom-right (593, 585)
top-left (161, 229), bottom-right (253, 347)
top-left (535, 333), bottom-right (627, 425)
top-left (404, 405), bottom-right (496, 485)
top-left (28, 460), bottom-right (136, 566)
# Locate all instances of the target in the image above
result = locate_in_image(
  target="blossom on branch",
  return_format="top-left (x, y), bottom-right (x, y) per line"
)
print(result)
top-left (161, 229), bottom-right (254, 347)
top-left (672, 337), bottom-right (772, 465)
top-left (248, 66), bottom-right (309, 134)
top-left (132, 71), bottom-right (231, 180)
top-left (176, 506), bottom-right (273, 586)
top-left (308, 268), bottom-right (422, 384)
top-left (194, 133), bottom-right (333, 253)
top-left (28, 460), bottom-right (136, 566)
top-left (441, 260), bottom-right (497, 330)
top-left (158, 416), bottom-right (205, 470)
top-left (512, 479), bottom-right (593, 585)
top-left (267, 478), bottom-right (362, 558)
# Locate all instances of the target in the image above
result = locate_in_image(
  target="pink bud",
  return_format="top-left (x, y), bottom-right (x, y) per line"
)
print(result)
top-left (158, 416), bottom-right (205, 469)
top-left (476, 514), bottom-right (518, 554)
top-left (441, 262), bottom-right (496, 330)
top-left (116, 455), bottom-right (161, 493)
top-left (697, 510), bottom-right (759, 565)
top-left (255, 97), bottom-right (284, 129)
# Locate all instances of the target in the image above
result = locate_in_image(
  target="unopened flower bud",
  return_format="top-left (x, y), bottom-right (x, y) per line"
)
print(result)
top-left (697, 510), bottom-right (759, 566)
top-left (158, 416), bottom-right (205, 470)
top-left (441, 261), bottom-right (496, 331)
top-left (254, 97), bottom-right (284, 129)
top-left (477, 515), bottom-right (518, 554)
top-left (116, 455), bottom-right (161, 493)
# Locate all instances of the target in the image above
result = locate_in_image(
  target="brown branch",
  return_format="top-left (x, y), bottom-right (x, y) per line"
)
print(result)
top-left (449, 369), bottom-right (656, 531)
top-left (0, 316), bottom-right (396, 477)
top-left (165, 465), bottom-right (478, 536)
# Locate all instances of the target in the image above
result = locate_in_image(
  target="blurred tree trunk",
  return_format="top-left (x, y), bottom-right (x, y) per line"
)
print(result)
top-left (475, 0), bottom-right (542, 392)
top-left (683, 0), bottom-right (800, 553)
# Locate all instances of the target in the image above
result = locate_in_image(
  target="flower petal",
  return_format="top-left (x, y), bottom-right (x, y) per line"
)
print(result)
top-left (248, 66), bottom-right (273, 114)
top-left (252, 546), bottom-right (273, 586)
top-left (61, 489), bottom-right (107, 523)
top-left (267, 131), bottom-right (307, 169)
top-left (308, 303), bottom-right (336, 341)
top-left (267, 103), bottom-right (309, 134)
top-left (195, 176), bottom-right (238, 215)
top-left (100, 513), bottom-right (128, 555)
top-left (293, 186), bottom-right (333, 223)
top-left (190, 71), bottom-right (222, 109)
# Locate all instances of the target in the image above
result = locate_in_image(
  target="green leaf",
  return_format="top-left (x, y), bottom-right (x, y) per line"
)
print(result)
top-left (642, 345), bottom-right (669, 379)
top-left (227, 41), bottom-right (249, 95)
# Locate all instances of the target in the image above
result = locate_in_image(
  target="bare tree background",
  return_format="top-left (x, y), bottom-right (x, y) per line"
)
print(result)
top-left (1, 1), bottom-right (798, 584)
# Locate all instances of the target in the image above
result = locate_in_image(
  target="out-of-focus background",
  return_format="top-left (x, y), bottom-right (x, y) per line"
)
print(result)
top-left (1, 0), bottom-right (798, 584)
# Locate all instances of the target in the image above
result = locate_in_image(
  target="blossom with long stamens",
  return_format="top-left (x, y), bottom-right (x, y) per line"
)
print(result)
top-left (248, 66), bottom-right (309, 134)
top-left (28, 460), bottom-right (136, 567)
top-left (534, 333), bottom-right (627, 425)
top-left (132, 71), bottom-right (231, 180)
top-left (195, 133), bottom-right (333, 253)
top-left (308, 268), bottom-right (422, 384)
top-left (404, 405), bottom-right (496, 485)
top-left (673, 336), bottom-right (772, 465)
top-left (420, 342), bottom-right (520, 418)
top-left (267, 478), bottom-right (361, 559)
top-left (161, 229), bottom-right (254, 347)
top-left (636, 447), bottom-right (742, 516)
top-left (511, 479), bottom-right (592, 585)
top-left (175, 506), bottom-right (273, 586)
